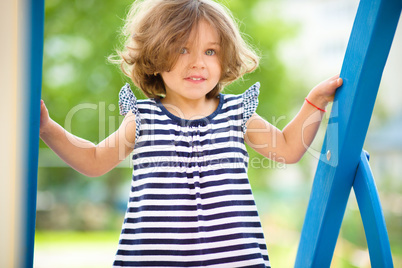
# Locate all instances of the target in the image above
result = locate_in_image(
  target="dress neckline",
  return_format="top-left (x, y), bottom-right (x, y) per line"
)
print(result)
top-left (154, 94), bottom-right (224, 127)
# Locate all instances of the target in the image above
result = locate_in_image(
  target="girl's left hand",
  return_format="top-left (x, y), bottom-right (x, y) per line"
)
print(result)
top-left (306, 74), bottom-right (343, 111)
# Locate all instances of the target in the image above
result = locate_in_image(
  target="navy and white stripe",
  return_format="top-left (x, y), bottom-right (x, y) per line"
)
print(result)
top-left (114, 83), bottom-right (270, 268)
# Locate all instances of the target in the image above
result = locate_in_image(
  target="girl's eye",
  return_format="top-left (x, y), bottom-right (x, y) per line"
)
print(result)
top-left (205, 49), bottom-right (216, 56)
top-left (180, 48), bottom-right (188, 54)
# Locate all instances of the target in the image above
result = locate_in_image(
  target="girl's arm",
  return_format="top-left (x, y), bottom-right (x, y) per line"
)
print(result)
top-left (245, 75), bottom-right (343, 164)
top-left (39, 100), bottom-right (136, 177)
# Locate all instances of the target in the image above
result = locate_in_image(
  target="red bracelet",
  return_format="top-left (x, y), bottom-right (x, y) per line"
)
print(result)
top-left (305, 98), bottom-right (326, 112)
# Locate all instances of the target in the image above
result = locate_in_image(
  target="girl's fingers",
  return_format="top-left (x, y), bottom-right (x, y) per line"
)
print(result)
top-left (40, 99), bottom-right (46, 109)
top-left (337, 77), bottom-right (343, 87)
top-left (328, 76), bottom-right (343, 88)
top-left (333, 77), bottom-right (343, 87)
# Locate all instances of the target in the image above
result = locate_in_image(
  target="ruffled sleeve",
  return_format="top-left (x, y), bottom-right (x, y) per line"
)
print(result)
top-left (242, 82), bottom-right (260, 134)
top-left (119, 83), bottom-right (138, 116)
top-left (118, 83), bottom-right (141, 141)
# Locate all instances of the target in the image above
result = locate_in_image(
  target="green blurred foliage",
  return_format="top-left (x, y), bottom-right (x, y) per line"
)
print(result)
top-left (39, 0), bottom-right (136, 231)
top-left (42, 0), bottom-right (133, 143)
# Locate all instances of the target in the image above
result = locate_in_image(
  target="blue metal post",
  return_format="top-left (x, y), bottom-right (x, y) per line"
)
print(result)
top-left (295, 0), bottom-right (401, 267)
top-left (23, 0), bottom-right (45, 267)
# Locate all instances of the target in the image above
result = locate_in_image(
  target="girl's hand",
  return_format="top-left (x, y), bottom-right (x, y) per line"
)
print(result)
top-left (40, 99), bottom-right (50, 135)
top-left (246, 74), bottom-right (343, 164)
top-left (306, 74), bottom-right (343, 111)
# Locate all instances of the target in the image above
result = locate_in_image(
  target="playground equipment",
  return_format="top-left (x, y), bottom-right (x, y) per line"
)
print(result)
top-left (295, 0), bottom-right (401, 267)
top-left (0, 0), bottom-right (44, 267)
top-left (0, 0), bottom-right (400, 267)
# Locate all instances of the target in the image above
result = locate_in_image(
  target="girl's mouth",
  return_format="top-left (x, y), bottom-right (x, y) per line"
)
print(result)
top-left (185, 76), bottom-right (206, 83)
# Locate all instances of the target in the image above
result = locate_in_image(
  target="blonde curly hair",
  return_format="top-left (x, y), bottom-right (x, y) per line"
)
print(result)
top-left (111, 0), bottom-right (259, 99)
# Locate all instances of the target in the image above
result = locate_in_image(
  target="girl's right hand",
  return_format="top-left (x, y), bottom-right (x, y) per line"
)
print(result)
top-left (40, 99), bottom-right (50, 135)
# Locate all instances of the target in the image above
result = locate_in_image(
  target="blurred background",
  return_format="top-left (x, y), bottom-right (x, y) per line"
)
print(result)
top-left (35, 0), bottom-right (402, 267)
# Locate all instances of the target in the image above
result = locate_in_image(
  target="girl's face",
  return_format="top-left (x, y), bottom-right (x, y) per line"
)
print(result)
top-left (161, 20), bottom-right (222, 102)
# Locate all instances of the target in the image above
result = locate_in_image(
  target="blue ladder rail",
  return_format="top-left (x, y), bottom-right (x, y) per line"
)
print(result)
top-left (355, 151), bottom-right (393, 267)
top-left (25, 0), bottom-right (45, 267)
top-left (295, 0), bottom-right (401, 267)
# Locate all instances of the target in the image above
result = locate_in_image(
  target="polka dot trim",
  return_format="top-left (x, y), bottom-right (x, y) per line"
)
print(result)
top-left (242, 82), bottom-right (260, 134)
top-left (118, 83), bottom-right (141, 141)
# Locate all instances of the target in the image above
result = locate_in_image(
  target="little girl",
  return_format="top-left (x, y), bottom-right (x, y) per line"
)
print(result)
top-left (40, 0), bottom-right (342, 267)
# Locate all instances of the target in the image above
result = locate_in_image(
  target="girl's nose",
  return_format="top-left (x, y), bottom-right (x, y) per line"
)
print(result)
top-left (189, 52), bottom-right (206, 69)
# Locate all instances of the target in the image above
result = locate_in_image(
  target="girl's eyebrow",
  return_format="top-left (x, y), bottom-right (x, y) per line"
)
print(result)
top-left (184, 41), bottom-right (220, 48)
top-left (207, 42), bottom-right (220, 47)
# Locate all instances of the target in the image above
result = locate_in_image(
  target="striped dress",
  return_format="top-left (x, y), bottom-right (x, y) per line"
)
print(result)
top-left (114, 83), bottom-right (270, 268)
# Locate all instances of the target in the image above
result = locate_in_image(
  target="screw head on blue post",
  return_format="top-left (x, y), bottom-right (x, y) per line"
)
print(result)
top-left (326, 150), bottom-right (332, 161)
